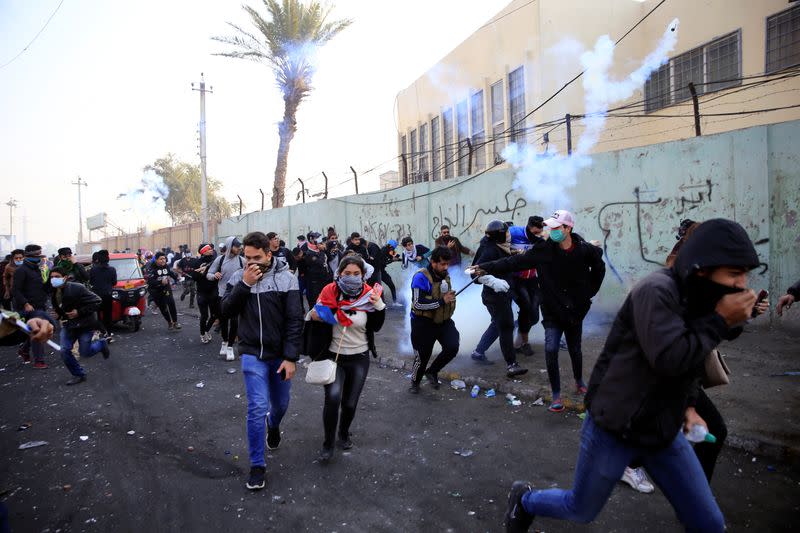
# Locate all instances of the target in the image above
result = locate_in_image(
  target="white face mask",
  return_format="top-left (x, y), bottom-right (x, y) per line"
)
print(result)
top-left (51, 277), bottom-right (65, 288)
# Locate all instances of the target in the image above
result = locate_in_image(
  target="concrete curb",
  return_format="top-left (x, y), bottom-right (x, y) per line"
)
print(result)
top-left (376, 354), bottom-right (799, 464)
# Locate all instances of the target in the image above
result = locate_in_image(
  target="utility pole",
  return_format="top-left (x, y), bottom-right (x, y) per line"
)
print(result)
top-left (6, 198), bottom-right (17, 248)
top-left (71, 177), bottom-right (88, 245)
top-left (192, 73), bottom-right (213, 243)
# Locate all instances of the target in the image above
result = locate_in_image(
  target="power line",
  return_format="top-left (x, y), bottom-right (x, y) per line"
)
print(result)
top-left (0, 0), bottom-right (66, 70)
top-left (477, 0), bottom-right (538, 31)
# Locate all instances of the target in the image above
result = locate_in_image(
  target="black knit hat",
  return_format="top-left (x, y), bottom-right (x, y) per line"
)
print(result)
top-left (673, 219), bottom-right (760, 280)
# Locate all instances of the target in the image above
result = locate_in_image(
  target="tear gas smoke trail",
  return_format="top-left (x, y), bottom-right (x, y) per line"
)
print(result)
top-left (503, 19), bottom-right (680, 211)
top-left (116, 170), bottom-right (170, 238)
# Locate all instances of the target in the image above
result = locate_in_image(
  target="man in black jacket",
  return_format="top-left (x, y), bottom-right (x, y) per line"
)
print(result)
top-left (474, 210), bottom-right (605, 411)
top-left (55, 247), bottom-right (89, 284)
top-left (471, 220), bottom-right (528, 378)
top-left (50, 267), bottom-right (110, 385)
top-left (221, 231), bottom-right (303, 491)
top-left (503, 219), bottom-right (758, 533)
top-left (147, 252), bottom-right (181, 330)
top-left (186, 244), bottom-right (219, 344)
top-left (346, 232), bottom-right (383, 285)
top-left (13, 244), bottom-right (51, 367)
top-left (267, 231), bottom-right (297, 271)
top-left (89, 250), bottom-right (117, 336)
top-left (298, 231), bottom-right (333, 307)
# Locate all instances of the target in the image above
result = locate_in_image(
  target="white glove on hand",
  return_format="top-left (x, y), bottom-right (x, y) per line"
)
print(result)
top-left (478, 275), bottom-right (510, 293)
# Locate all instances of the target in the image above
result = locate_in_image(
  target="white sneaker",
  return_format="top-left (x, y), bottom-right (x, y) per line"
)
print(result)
top-left (219, 341), bottom-right (228, 356)
top-left (225, 346), bottom-right (235, 362)
top-left (621, 467), bottom-right (654, 494)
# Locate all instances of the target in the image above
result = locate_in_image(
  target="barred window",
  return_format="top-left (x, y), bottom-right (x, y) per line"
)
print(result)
top-left (442, 108), bottom-right (455, 179)
top-left (456, 100), bottom-right (469, 177)
top-left (470, 90), bottom-right (485, 172)
top-left (644, 31), bottom-right (741, 112)
top-left (491, 80), bottom-right (505, 163)
top-left (766, 4), bottom-right (800, 73)
top-left (399, 134), bottom-right (407, 183)
top-left (410, 128), bottom-right (418, 181)
top-left (508, 67), bottom-right (526, 144)
top-left (419, 123), bottom-right (429, 182)
top-left (431, 116), bottom-right (441, 181)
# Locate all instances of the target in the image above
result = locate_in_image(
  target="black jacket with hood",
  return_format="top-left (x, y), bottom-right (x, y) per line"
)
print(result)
top-left (471, 236), bottom-right (514, 305)
top-left (51, 281), bottom-right (102, 330)
top-left (187, 255), bottom-right (219, 296)
top-left (13, 261), bottom-right (48, 311)
top-left (585, 219), bottom-right (759, 448)
top-left (480, 232), bottom-right (605, 326)
top-left (220, 258), bottom-right (304, 362)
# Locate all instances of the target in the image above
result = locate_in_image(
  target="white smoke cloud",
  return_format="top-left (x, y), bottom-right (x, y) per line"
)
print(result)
top-left (504, 19), bottom-right (680, 210)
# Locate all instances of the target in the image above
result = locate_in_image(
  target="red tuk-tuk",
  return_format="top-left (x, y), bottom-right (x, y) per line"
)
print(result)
top-left (77, 252), bottom-right (147, 331)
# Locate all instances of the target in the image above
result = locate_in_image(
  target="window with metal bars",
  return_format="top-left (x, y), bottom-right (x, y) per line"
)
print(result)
top-left (508, 67), bottom-right (525, 144)
top-left (491, 80), bottom-right (505, 163)
top-left (470, 90), bottom-right (486, 172)
top-left (766, 4), bottom-right (800, 73)
top-left (456, 100), bottom-right (469, 176)
top-left (644, 31), bottom-right (741, 112)
top-left (443, 108), bottom-right (454, 179)
top-left (410, 128), bottom-right (418, 182)
top-left (400, 134), bottom-right (407, 183)
top-left (431, 116), bottom-right (441, 181)
top-left (419, 123), bottom-right (429, 182)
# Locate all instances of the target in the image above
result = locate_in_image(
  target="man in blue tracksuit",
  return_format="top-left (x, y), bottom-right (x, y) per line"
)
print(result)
top-left (221, 231), bottom-right (303, 491)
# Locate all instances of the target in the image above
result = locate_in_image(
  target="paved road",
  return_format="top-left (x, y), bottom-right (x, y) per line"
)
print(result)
top-left (1, 305), bottom-right (798, 532)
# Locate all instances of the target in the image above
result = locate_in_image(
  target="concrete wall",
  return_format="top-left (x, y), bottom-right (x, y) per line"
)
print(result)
top-left (218, 120), bottom-right (800, 326)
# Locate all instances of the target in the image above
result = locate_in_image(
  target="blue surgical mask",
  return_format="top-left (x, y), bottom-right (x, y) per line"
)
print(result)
top-left (51, 277), bottom-right (65, 288)
top-left (336, 274), bottom-right (364, 297)
top-left (549, 229), bottom-right (566, 243)
top-left (14, 260), bottom-right (23, 266)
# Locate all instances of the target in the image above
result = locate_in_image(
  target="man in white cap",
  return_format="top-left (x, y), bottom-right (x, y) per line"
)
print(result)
top-left (471, 209), bottom-right (605, 412)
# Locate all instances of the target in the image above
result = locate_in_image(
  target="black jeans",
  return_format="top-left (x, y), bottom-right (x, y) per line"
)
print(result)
top-left (180, 279), bottom-right (196, 306)
top-left (544, 321), bottom-right (584, 396)
top-left (511, 278), bottom-right (540, 335)
top-left (483, 294), bottom-right (517, 365)
top-left (410, 317), bottom-right (460, 383)
top-left (694, 389), bottom-right (727, 481)
top-left (323, 351), bottom-right (370, 448)
top-left (98, 294), bottom-right (113, 333)
top-left (197, 292), bottom-right (216, 335)
top-left (381, 270), bottom-right (397, 301)
top-left (154, 291), bottom-right (178, 324)
top-left (210, 296), bottom-right (237, 343)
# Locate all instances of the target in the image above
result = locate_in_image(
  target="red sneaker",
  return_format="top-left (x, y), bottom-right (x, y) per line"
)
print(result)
top-left (33, 361), bottom-right (49, 369)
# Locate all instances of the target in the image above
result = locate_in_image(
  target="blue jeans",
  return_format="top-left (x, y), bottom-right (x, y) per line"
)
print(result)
top-left (242, 355), bottom-right (292, 467)
top-left (60, 328), bottom-right (106, 377)
top-left (522, 414), bottom-right (725, 532)
top-left (544, 323), bottom-right (584, 397)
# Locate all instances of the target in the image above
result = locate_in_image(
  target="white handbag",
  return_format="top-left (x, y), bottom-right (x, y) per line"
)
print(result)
top-left (305, 326), bottom-right (347, 386)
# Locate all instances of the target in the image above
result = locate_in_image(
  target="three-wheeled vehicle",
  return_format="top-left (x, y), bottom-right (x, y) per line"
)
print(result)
top-left (77, 252), bottom-right (148, 331)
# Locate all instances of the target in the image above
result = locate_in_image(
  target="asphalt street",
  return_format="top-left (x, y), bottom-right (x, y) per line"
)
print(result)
top-left (1, 300), bottom-right (798, 532)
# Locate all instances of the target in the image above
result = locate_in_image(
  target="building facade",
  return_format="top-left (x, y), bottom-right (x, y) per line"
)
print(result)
top-left (395, 0), bottom-right (800, 183)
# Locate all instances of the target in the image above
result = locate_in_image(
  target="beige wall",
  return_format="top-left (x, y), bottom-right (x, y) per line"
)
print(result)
top-left (396, 0), bottom-right (800, 176)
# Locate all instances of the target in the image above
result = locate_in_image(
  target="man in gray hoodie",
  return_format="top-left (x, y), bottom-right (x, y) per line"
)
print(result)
top-left (207, 236), bottom-right (244, 361)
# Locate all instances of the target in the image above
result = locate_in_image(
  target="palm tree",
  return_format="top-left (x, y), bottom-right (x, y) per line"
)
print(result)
top-left (213, 0), bottom-right (351, 208)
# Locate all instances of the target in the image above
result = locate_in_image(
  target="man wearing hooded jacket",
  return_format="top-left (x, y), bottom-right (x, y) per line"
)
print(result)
top-left (187, 244), bottom-right (219, 344)
top-left (207, 236), bottom-right (244, 361)
top-left (220, 231), bottom-right (303, 491)
top-left (503, 218), bottom-right (759, 533)
top-left (474, 210), bottom-right (605, 411)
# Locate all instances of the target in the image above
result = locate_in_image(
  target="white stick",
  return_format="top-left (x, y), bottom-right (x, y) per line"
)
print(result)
top-left (0, 311), bottom-right (62, 351)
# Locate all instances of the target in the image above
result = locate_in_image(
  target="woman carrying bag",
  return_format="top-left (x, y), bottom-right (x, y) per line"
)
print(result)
top-left (305, 256), bottom-right (386, 463)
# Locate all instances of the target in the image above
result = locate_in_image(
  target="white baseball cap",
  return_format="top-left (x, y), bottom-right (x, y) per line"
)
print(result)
top-left (543, 209), bottom-right (575, 228)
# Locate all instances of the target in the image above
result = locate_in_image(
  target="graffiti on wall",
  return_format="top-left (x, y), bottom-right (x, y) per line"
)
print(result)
top-left (676, 179), bottom-right (713, 215)
top-left (430, 189), bottom-right (527, 241)
top-left (359, 219), bottom-right (413, 243)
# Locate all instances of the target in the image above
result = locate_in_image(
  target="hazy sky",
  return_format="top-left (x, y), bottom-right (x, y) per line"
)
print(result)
top-left (0, 0), bottom-right (511, 249)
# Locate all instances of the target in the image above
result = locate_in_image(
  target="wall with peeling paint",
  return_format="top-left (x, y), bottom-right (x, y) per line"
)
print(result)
top-left (218, 120), bottom-right (800, 326)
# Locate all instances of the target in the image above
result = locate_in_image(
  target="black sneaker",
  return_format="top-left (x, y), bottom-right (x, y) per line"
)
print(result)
top-left (101, 340), bottom-right (111, 359)
top-left (246, 466), bottom-right (266, 490)
top-left (517, 343), bottom-right (534, 357)
top-left (337, 434), bottom-right (353, 450)
top-left (505, 480), bottom-right (534, 532)
top-left (471, 352), bottom-right (495, 365)
top-left (267, 426), bottom-right (281, 450)
top-left (424, 372), bottom-right (440, 390)
top-left (319, 446), bottom-right (334, 463)
top-left (408, 382), bottom-right (420, 394)
top-left (66, 375), bottom-right (87, 386)
top-left (506, 362), bottom-right (529, 378)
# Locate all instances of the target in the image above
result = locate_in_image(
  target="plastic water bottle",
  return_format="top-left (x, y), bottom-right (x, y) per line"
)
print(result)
top-left (470, 385), bottom-right (480, 398)
top-left (685, 424), bottom-right (717, 444)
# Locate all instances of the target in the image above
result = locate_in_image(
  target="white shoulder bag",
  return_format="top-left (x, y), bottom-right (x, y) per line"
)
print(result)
top-left (305, 326), bottom-right (347, 386)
